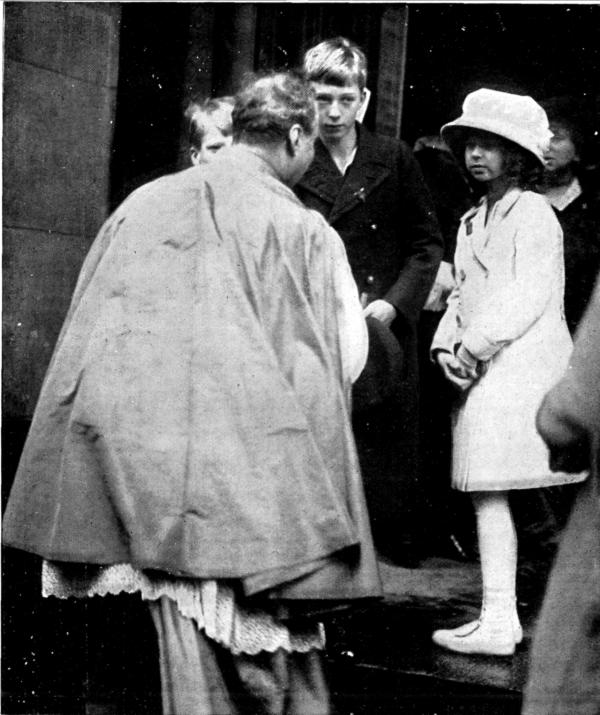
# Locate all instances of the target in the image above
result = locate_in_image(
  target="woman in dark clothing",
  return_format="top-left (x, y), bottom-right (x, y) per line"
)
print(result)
top-left (513, 96), bottom-right (600, 608)
top-left (540, 95), bottom-right (600, 335)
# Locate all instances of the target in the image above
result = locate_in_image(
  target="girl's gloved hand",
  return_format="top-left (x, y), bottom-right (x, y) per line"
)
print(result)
top-left (455, 343), bottom-right (481, 381)
top-left (436, 350), bottom-right (476, 391)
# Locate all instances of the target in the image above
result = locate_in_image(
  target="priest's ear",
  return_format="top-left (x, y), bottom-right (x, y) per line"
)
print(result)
top-left (285, 124), bottom-right (303, 157)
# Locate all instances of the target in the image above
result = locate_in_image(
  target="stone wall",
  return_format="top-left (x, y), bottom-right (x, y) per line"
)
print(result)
top-left (3, 2), bottom-right (121, 417)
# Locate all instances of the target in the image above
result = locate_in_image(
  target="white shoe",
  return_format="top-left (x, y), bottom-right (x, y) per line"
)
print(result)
top-left (432, 619), bottom-right (516, 656)
top-left (434, 612), bottom-right (523, 644)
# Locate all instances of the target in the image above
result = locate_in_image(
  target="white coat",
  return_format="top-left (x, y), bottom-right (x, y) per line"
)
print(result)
top-left (432, 188), bottom-right (588, 491)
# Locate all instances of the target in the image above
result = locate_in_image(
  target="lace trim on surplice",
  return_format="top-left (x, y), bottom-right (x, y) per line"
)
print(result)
top-left (42, 561), bottom-right (325, 656)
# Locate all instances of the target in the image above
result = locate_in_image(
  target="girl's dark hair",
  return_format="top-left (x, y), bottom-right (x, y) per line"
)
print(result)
top-left (500, 139), bottom-right (543, 191)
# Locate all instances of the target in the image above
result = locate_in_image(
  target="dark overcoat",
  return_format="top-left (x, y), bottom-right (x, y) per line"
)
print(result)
top-left (296, 125), bottom-right (443, 554)
top-left (2, 147), bottom-right (382, 603)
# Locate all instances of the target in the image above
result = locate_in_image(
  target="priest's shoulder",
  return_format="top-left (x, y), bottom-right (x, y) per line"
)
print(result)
top-left (116, 166), bottom-right (202, 215)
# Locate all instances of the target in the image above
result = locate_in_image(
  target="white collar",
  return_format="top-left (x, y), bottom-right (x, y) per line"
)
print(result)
top-left (333, 145), bottom-right (358, 176)
top-left (482, 186), bottom-right (522, 223)
top-left (544, 177), bottom-right (582, 212)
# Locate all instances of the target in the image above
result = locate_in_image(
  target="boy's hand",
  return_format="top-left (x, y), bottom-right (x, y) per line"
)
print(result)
top-left (363, 299), bottom-right (397, 328)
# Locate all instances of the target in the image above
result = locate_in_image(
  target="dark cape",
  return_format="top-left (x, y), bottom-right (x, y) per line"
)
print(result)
top-left (2, 147), bottom-right (382, 603)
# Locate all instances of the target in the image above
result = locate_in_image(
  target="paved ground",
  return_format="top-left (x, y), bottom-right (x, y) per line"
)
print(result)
top-left (2, 420), bottom-right (542, 713)
top-left (325, 556), bottom-right (533, 714)
top-left (2, 552), bottom-right (537, 714)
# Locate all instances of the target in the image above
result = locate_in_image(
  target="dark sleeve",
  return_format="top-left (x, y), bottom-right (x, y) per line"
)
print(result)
top-left (383, 141), bottom-right (444, 323)
top-left (536, 272), bottom-right (600, 461)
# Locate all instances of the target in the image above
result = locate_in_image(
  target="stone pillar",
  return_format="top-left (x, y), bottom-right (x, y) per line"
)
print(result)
top-left (228, 4), bottom-right (258, 93)
top-left (177, 4), bottom-right (217, 168)
top-left (213, 4), bottom-right (257, 96)
top-left (375, 5), bottom-right (409, 139)
top-left (3, 3), bottom-right (121, 417)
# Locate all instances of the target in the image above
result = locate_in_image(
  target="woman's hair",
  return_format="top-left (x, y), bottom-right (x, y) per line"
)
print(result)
top-left (232, 71), bottom-right (315, 146)
top-left (541, 96), bottom-right (600, 189)
top-left (302, 36), bottom-right (367, 90)
top-left (541, 96), bottom-right (589, 160)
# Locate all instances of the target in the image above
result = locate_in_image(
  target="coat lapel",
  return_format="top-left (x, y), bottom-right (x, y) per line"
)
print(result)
top-left (297, 125), bottom-right (393, 224)
top-left (470, 189), bottom-right (522, 270)
top-left (296, 140), bottom-right (344, 212)
top-left (329, 125), bottom-right (392, 224)
top-left (467, 201), bottom-right (489, 270)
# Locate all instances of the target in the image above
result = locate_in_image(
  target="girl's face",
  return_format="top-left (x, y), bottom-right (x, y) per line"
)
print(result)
top-left (464, 131), bottom-right (506, 183)
top-left (543, 122), bottom-right (579, 172)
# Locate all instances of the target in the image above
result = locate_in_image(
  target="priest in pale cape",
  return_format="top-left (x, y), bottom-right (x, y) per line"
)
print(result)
top-left (2, 72), bottom-right (382, 714)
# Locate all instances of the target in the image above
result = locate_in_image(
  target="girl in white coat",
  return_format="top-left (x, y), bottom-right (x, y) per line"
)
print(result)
top-left (431, 89), bottom-right (588, 656)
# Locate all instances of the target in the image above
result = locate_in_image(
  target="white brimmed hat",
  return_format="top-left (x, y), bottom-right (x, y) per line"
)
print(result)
top-left (441, 88), bottom-right (552, 165)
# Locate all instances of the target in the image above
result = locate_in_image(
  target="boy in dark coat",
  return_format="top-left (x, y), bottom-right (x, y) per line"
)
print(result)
top-left (296, 37), bottom-right (444, 565)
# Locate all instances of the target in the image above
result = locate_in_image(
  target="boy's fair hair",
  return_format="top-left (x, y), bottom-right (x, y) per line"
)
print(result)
top-left (303, 36), bottom-right (367, 90)
top-left (184, 96), bottom-right (235, 150)
top-left (232, 71), bottom-right (316, 146)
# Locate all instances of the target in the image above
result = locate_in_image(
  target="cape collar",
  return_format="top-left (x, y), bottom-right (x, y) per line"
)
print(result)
top-left (220, 144), bottom-right (281, 182)
top-left (205, 144), bottom-right (300, 204)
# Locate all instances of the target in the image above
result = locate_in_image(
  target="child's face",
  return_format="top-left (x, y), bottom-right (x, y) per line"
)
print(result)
top-left (544, 122), bottom-right (579, 173)
top-left (311, 81), bottom-right (366, 144)
top-left (190, 109), bottom-right (233, 165)
top-left (464, 130), bottom-right (506, 183)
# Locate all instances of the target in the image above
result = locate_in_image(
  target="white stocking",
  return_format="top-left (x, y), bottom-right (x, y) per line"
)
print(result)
top-left (432, 491), bottom-right (522, 655)
top-left (473, 490), bottom-right (517, 597)
top-left (472, 491), bottom-right (520, 633)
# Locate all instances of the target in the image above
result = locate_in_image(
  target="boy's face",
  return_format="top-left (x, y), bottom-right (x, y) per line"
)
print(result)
top-left (311, 81), bottom-right (366, 144)
top-left (190, 109), bottom-right (233, 165)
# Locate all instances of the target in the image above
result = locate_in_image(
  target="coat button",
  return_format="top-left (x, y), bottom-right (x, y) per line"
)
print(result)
top-left (366, 275), bottom-right (375, 285)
